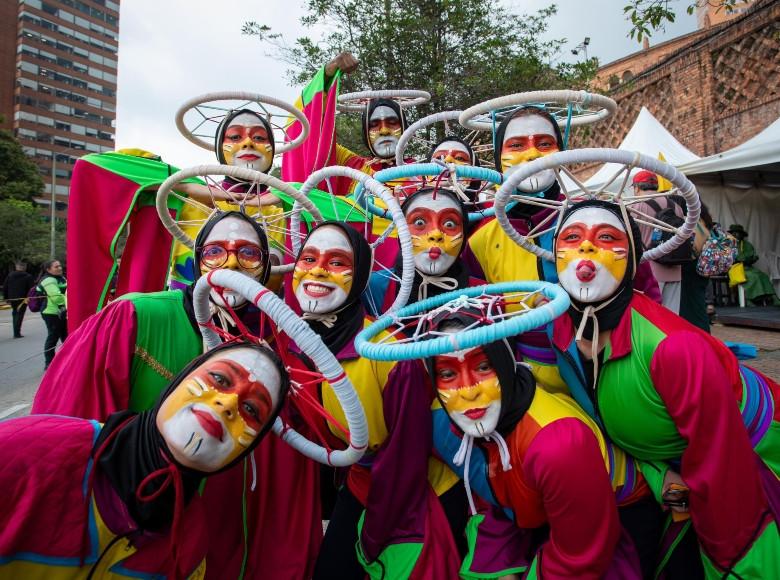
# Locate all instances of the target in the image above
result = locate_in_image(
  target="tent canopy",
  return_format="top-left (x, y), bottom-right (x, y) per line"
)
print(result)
top-left (566, 107), bottom-right (701, 192)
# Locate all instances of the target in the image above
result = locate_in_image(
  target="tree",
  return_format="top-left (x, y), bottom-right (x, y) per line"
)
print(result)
top-left (244, 1), bottom-right (597, 155)
top-left (0, 199), bottom-right (65, 270)
top-left (624, 0), bottom-right (739, 41)
top-left (0, 126), bottom-right (45, 202)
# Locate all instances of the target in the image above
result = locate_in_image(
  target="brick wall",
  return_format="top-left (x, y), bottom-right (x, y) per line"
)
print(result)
top-left (572, 0), bottom-right (780, 179)
top-left (0, 3), bottom-right (19, 130)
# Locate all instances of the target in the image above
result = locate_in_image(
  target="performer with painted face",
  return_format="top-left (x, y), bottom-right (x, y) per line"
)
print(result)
top-left (549, 200), bottom-right (780, 578)
top-left (463, 106), bottom-right (660, 394)
top-left (366, 187), bottom-right (483, 315)
top-left (33, 211), bottom-right (323, 580)
top-left (1, 341), bottom-right (286, 579)
top-left (291, 222), bottom-right (461, 579)
top-left (427, 312), bottom-right (648, 579)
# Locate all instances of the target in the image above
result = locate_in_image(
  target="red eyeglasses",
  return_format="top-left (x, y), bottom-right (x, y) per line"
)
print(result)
top-left (201, 241), bottom-right (264, 270)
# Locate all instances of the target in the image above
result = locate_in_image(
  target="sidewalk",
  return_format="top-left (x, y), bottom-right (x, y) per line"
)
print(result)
top-left (711, 322), bottom-right (780, 378)
top-left (0, 309), bottom-right (46, 419)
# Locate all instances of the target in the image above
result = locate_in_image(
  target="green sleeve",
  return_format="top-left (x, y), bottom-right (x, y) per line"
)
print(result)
top-left (637, 460), bottom-right (670, 504)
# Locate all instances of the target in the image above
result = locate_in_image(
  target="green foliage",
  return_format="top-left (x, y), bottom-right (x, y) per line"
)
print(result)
top-left (623, 0), bottom-right (738, 41)
top-left (0, 199), bottom-right (65, 269)
top-left (244, 0), bottom-right (597, 156)
top-left (0, 128), bottom-right (45, 202)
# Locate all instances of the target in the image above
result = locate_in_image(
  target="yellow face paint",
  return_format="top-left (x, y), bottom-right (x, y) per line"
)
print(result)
top-left (434, 347), bottom-right (503, 437)
top-left (293, 226), bottom-right (355, 314)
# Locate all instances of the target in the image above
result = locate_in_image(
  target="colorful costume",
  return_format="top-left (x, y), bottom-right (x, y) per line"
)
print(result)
top-left (33, 211), bottom-right (321, 580)
top-left (549, 200), bottom-right (780, 578)
top-left (290, 222), bottom-right (461, 579)
top-left (1, 342), bottom-right (287, 579)
top-left (729, 224), bottom-right (780, 306)
top-left (427, 312), bottom-right (645, 579)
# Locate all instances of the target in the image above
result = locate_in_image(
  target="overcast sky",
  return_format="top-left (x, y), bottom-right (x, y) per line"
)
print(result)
top-left (114, 0), bottom-right (696, 169)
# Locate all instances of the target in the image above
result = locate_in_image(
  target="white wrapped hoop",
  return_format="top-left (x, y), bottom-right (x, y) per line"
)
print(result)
top-left (193, 270), bottom-right (368, 466)
top-left (175, 91), bottom-right (309, 154)
top-left (395, 110), bottom-right (463, 166)
top-left (459, 90), bottom-right (616, 132)
top-left (337, 89), bottom-right (431, 113)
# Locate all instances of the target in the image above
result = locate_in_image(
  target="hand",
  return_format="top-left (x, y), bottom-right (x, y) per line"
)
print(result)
top-left (325, 51), bottom-right (358, 77)
top-left (662, 470), bottom-right (689, 514)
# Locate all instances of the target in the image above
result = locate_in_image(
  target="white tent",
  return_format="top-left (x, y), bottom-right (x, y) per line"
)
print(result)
top-left (568, 107), bottom-right (701, 192)
top-left (677, 116), bottom-right (780, 293)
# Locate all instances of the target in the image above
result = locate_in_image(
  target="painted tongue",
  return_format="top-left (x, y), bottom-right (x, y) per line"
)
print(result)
top-left (428, 247), bottom-right (442, 259)
top-left (576, 260), bottom-right (597, 282)
top-left (192, 408), bottom-right (224, 441)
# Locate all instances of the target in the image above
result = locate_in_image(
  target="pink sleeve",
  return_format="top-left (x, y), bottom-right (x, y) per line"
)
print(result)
top-left (524, 418), bottom-right (620, 579)
top-left (650, 332), bottom-right (769, 568)
top-left (32, 299), bottom-right (137, 420)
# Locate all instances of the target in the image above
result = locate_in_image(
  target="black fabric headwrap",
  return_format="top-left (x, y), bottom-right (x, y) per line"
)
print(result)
top-left (399, 187), bottom-right (470, 300)
top-left (296, 221), bottom-right (373, 355)
top-left (494, 106), bottom-right (565, 219)
top-left (194, 210), bottom-right (272, 286)
top-left (93, 341), bottom-right (288, 532)
top-left (362, 98), bottom-right (407, 159)
top-left (554, 199), bottom-right (644, 340)
top-left (425, 311), bottom-right (536, 438)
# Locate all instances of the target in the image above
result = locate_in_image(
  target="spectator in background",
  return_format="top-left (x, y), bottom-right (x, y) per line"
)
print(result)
top-left (37, 259), bottom-right (67, 370)
top-left (685, 203), bottom-right (714, 332)
top-left (632, 171), bottom-right (684, 314)
top-left (3, 261), bottom-right (34, 338)
top-left (728, 224), bottom-right (780, 307)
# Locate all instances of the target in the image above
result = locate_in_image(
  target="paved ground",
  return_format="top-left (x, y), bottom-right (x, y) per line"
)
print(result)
top-left (0, 309), bottom-right (47, 419)
top-left (1, 309), bottom-right (779, 421)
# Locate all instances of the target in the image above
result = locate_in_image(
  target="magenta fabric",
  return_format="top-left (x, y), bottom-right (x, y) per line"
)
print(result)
top-left (115, 204), bottom-right (174, 300)
top-left (0, 415), bottom-right (99, 559)
top-left (66, 159), bottom-right (141, 332)
top-left (409, 488), bottom-right (462, 579)
top-left (202, 434), bottom-right (321, 580)
top-left (523, 418), bottom-right (625, 579)
top-left (32, 298), bottom-right (137, 419)
top-left (281, 76), bottom-right (340, 185)
top-left (650, 331), bottom-right (771, 568)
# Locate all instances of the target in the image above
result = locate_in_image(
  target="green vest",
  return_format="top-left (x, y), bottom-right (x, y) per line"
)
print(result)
top-left (121, 290), bottom-right (203, 412)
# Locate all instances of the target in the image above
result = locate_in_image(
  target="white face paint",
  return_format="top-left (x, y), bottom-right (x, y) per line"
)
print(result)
top-left (294, 226), bottom-right (354, 314)
top-left (556, 207), bottom-right (630, 303)
top-left (158, 348), bottom-right (282, 472)
top-left (223, 113), bottom-right (273, 172)
top-left (432, 140), bottom-right (471, 163)
top-left (501, 115), bottom-right (558, 193)
top-left (405, 193), bottom-right (464, 275)
top-left (200, 217), bottom-right (264, 308)
top-left (368, 105), bottom-right (401, 158)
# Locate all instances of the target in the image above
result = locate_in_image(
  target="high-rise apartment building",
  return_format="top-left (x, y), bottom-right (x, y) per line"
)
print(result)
top-left (0, 0), bottom-right (120, 214)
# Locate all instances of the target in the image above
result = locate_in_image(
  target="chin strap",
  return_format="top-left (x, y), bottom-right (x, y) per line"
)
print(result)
top-left (452, 430), bottom-right (513, 517)
top-left (571, 290), bottom-right (622, 392)
top-left (417, 274), bottom-right (459, 301)
top-left (301, 312), bottom-right (338, 328)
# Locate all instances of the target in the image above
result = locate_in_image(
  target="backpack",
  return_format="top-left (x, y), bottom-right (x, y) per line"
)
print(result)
top-left (696, 224), bottom-right (737, 277)
top-left (645, 196), bottom-right (695, 265)
top-left (26, 283), bottom-right (47, 313)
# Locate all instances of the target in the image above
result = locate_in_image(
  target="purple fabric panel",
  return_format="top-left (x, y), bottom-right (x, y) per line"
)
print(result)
top-left (603, 528), bottom-right (643, 580)
top-left (32, 299), bottom-right (137, 420)
top-left (651, 332), bottom-right (770, 568)
top-left (634, 260), bottom-right (662, 303)
top-left (470, 507), bottom-right (534, 575)
top-left (360, 359), bottom-right (432, 561)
